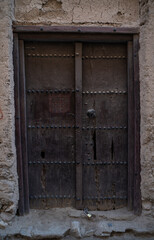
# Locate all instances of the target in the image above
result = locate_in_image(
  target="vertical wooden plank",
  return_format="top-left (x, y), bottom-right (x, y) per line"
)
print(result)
top-left (25, 42), bottom-right (75, 209)
top-left (133, 35), bottom-right (141, 215)
top-left (13, 34), bottom-right (25, 215)
top-left (127, 41), bottom-right (134, 210)
top-left (82, 43), bottom-right (128, 210)
top-left (75, 43), bottom-right (83, 209)
top-left (19, 40), bottom-right (29, 213)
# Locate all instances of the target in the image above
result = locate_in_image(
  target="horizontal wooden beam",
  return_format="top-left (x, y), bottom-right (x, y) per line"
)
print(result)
top-left (13, 25), bottom-right (139, 34)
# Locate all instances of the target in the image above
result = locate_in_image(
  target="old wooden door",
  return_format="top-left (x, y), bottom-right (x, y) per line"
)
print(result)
top-left (25, 41), bottom-right (128, 210)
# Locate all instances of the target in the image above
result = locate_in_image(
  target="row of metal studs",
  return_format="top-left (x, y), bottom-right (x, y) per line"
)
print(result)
top-left (26, 53), bottom-right (126, 59)
top-left (29, 161), bottom-right (76, 164)
top-left (82, 90), bottom-right (127, 94)
top-left (27, 89), bottom-right (79, 93)
top-left (30, 195), bottom-right (127, 200)
top-left (28, 161), bottom-right (127, 165)
top-left (83, 161), bottom-right (127, 165)
top-left (28, 125), bottom-right (127, 130)
top-left (82, 126), bottom-right (127, 130)
top-left (84, 196), bottom-right (127, 200)
top-left (26, 89), bottom-right (127, 94)
top-left (27, 53), bottom-right (75, 57)
top-left (30, 195), bottom-right (75, 199)
top-left (28, 125), bottom-right (79, 129)
top-left (82, 56), bottom-right (126, 59)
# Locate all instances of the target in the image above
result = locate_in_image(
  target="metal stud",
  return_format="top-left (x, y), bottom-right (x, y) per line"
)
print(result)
top-left (82, 161), bottom-right (127, 166)
top-left (83, 196), bottom-right (127, 200)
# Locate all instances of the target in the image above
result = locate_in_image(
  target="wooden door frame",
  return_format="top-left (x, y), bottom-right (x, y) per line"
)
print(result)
top-left (13, 26), bottom-right (141, 215)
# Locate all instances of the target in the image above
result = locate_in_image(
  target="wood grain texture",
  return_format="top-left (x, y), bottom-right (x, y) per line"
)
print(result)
top-left (133, 35), bottom-right (141, 215)
top-left (127, 41), bottom-right (134, 210)
top-left (13, 26), bottom-right (139, 34)
top-left (19, 40), bottom-right (29, 213)
top-left (25, 42), bottom-right (76, 208)
top-left (18, 33), bottom-right (132, 43)
top-left (82, 43), bottom-right (128, 210)
top-left (75, 43), bottom-right (83, 209)
top-left (13, 34), bottom-right (25, 215)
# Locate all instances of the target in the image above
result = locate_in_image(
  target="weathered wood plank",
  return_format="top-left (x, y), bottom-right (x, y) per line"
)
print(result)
top-left (127, 41), bottom-right (134, 210)
top-left (19, 40), bottom-right (29, 213)
top-left (13, 25), bottom-right (139, 34)
top-left (75, 43), bottom-right (83, 209)
top-left (18, 33), bottom-right (132, 42)
top-left (13, 34), bottom-right (25, 215)
top-left (133, 35), bottom-right (141, 215)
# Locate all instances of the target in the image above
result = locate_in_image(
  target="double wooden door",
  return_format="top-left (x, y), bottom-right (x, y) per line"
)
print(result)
top-left (25, 41), bottom-right (128, 210)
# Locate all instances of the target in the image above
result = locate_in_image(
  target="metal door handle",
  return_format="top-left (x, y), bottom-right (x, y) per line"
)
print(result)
top-left (87, 109), bottom-right (96, 118)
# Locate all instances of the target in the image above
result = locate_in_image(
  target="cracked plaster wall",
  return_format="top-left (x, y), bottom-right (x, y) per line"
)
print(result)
top-left (0, 0), bottom-right (154, 234)
top-left (14, 0), bottom-right (139, 26)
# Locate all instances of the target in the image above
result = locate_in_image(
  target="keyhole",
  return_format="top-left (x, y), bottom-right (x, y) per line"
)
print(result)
top-left (41, 151), bottom-right (45, 159)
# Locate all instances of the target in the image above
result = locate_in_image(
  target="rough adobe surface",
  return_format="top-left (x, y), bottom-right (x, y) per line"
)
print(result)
top-left (0, 0), bottom-right (18, 229)
top-left (0, 0), bottom-right (154, 238)
top-left (14, 0), bottom-right (139, 26)
top-left (139, 0), bottom-right (154, 216)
